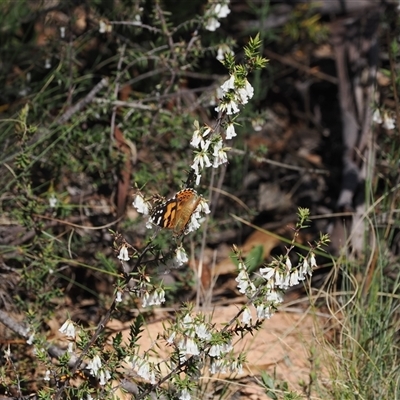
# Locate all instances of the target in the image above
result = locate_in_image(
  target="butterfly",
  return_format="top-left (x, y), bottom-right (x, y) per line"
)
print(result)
top-left (149, 188), bottom-right (201, 236)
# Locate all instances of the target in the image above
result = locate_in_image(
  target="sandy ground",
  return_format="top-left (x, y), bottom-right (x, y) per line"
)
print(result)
top-left (108, 304), bottom-right (330, 399)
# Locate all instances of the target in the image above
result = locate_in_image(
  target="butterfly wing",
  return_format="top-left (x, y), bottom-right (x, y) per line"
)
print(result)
top-left (149, 197), bottom-right (178, 229)
top-left (149, 189), bottom-right (200, 236)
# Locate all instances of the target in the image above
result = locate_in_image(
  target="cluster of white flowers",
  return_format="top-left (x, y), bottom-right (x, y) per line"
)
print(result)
top-left (87, 355), bottom-right (111, 386)
top-left (204, 0), bottom-right (231, 31)
top-left (373, 109), bottom-right (395, 130)
top-left (59, 318), bottom-right (76, 339)
top-left (190, 122), bottom-right (233, 184)
top-left (189, 70), bottom-right (254, 184)
top-left (235, 261), bottom-right (256, 297)
top-left (142, 288), bottom-right (166, 308)
top-left (179, 388), bottom-right (191, 400)
top-left (165, 312), bottom-right (241, 379)
top-left (174, 245), bottom-right (189, 266)
top-left (236, 253), bottom-right (317, 322)
top-left (216, 74), bottom-right (254, 115)
top-left (131, 355), bottom-right (157, 384)
top-left (259, 254), bottom-right (315, 289)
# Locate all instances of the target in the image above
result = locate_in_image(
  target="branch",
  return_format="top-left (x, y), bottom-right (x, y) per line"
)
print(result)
top-left (56, 78), bottom-right (109, 125)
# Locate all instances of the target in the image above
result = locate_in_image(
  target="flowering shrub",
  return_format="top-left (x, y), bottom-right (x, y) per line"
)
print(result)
top-left (80, 32), bottom-right (326, 400)
top-left (0, 1), bottom-right (330, 399)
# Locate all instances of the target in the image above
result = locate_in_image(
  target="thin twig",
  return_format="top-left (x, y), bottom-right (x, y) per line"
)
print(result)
top-left (229, 148), bottom-right (329, 175)
top-left (155, 2), bottom-right (178, 96)
top-left (56, 78), bottom-right (109, 125)
top-left (264, 48), bottom-right (338, 85)
top-left (110, 44), bottom-right (126, 141)
top-left (110, 20), bottom-right (162, 34)
top-left (95, 99), bottom-right (155, 110)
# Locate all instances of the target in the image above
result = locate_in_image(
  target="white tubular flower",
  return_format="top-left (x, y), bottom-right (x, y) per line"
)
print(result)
top-left (226, 99), bottom-right (240, 115)
top-left (186, 211), bottom-right (202, 234)
top-left (217, 45), bottom-right (234, 61)
top-left (301, 258), bottom-right (309, 276)
top-left (191, 122), bottom-right (212, 149)
top-left (190, 127), bottom-right (203, 148)
top-left (182, 314), bottom-right (193, 328)
top-left (275, 271), bottom-right (290, 289)
top-left (49, 194), bottom-right (57, 208)
top-left (372, 109), bottom-right (382, 124)
top-left (310, 253), bottom-right (317, 268)
top-left (117, 244), bottom-right (130, 261)
top-left (59, 319), bottom-right (76, 339)
top-left (256, 304), bottom-right (273, 319)
top-left (134, 359), bottom-right (156, 384)
top-left (27, 334), bottom-right (34, 345)
top-left (205, 18), bottom-right (220, 31)
top-left (142, 289), bottom-right (165, 308)
top-left (205, 1), bottom-right (231, 31)
top-left (185, 337), bottom-right (200, 355)
top-left (265, 289), bottom-right (283, 304)
top-left (191, 151), bottom-right (212, 175)
top-left (179, 388), bottom-right (191, 400)
top-left (383, 114), bottom-right (395, 130)
top-left (236, 263), bottom-right (256, 296)
top-left (225, 123), bottom-right (237, 139)
top-left (4, 345), bottom-right (11, 359)
top-left (210, 358), bottom-right (226, 374)
top-left (212, 140), bottom-right (228, 168)
top-left (44, 370), bottom-right (51, 381)
top-left (259, 266), bottom-right (275, 281)
top-left (221, 341), bottom-right (233, 353)
top-left (175, 245), bottom-right (189, 266)
top-left (145, 218), bottom-right (153, 230)
top-left (237, 79), bottom-right (254, 104)
top-left (198, 198), bottom-right (210, 214)
top-left (230, 359), bottom-right (243, 374)
top-left (209, 344), bottom-right (221, 357)
top-left (99, 20), bottom-right (107, 33)
top-left (216, 98), bottom-right (240, 115)
top-left (155, 288), bottom-right (166, 305)
top-left (195, 173), bottom-right (201, 186)
top-left (289, 269), bottom-right (299, 286)
top-left (214, 2), bottom-right (231, 18)
top-left (220, 75), bottom-right (235, 95)
top-left (236, 270), bottom-right (249, 294)
top-left (195, 323), bottom-right (212, 340)
top-left (137, 361), bottom-right (150, 380)
top-left (116, 291), bottom-right (123, 303)
top-left (373, 109), bottom-right (395, 130)
top-left (142, 292), bottom-right (150, 308)
top-left (133, 194), bottom-right (150, 215)
top-left (87, 355), bottom-right (102, 376)
top-left (285, 257), bottom-right (292, 271)
top-left (67, 343), bottom-right (74, 353)
top-left (98, 369), bottom-right (111, 386)
top-left (99, 20), bottom-right (112, 33)
top-left (242, 307), bottom-right (252, 324)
